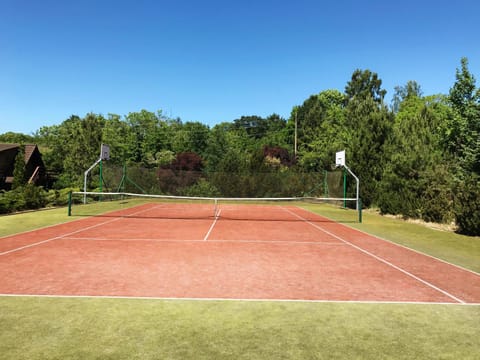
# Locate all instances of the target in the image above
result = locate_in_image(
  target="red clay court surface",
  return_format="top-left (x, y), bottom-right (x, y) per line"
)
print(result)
top-left (1, 203), bottom-right (479, 304)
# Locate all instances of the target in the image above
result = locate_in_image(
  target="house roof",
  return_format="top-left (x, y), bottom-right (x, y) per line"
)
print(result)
top-left (0, 143), bottom-right (39, 162)
top-left (0, 143), bottom-right (19, 152)
top-left (24, 144), bottom-right (37, 163)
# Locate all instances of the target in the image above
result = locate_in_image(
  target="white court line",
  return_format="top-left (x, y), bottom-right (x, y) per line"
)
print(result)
top-left (294, 206), bottom-right (480, 278)
top-left (337, 217), bottom-right (480, 277)
top-left (62, 236), bottom-right (346, 246)
top-left (0, 218), bottom-right (85, 240)
top-left (203, 209), bottom-right (221, 241)
top-left (282, 207), bottom-right (466, 304)
top-left (0, 205), bottom-right (163, 257)
top-left (0, 293), bottom-right (478, 306)
top-left (0, 202), bottom-right (156, 240)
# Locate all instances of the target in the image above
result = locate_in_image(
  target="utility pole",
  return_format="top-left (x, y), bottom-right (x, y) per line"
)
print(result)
top-left (294, 111), bottom-right (298, 158)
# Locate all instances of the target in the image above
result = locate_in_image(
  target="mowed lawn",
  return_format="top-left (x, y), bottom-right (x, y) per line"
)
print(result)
top-left (0, 297), bottom-right (479, 360)
top-left (0, 203), bottom-right (479, 359)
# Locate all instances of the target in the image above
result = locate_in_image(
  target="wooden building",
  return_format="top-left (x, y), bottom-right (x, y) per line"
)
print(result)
top-left (0, 144), bottom-right (46, 190)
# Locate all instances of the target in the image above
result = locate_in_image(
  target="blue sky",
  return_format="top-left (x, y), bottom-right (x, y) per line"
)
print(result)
top-left (1, 0), bottom-right (479, 134)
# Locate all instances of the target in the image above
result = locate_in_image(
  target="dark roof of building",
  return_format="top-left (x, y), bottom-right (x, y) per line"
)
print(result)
top-left (0, 143), bottom-right (39, 162)
top-left (24, 144), bottom-right (37, 163)
top-left (0, 143), bottom-right (18, 152)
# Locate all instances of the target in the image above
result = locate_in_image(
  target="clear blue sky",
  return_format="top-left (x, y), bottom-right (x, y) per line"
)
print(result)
top-left (1, 0), bottom-right (479, 134)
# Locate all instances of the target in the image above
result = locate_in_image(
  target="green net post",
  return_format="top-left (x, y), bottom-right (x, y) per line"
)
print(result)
top-left (117, 162), bottom-right (126, 193)
top-left (122, 162), bottom-right (126, 192)
top-left (67, 191), bottom-right (72, 216)
top-left (324, 170), bottom-right (328, 197)
top-left (358, 198), bottom-right (362, 223)
top-left (116, 162), bottom-right (147, 194)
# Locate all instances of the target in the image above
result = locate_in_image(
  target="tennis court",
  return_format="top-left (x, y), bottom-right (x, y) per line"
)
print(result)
top-left (1, 201), bottom-right (479, 304)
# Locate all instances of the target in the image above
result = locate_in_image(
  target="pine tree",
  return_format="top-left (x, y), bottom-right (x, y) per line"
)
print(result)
top-left (12, 145), bottom-right (26, 189)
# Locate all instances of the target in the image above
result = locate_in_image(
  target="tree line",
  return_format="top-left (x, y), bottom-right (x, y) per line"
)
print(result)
top-left (1, 58), bottom-right (479, 235)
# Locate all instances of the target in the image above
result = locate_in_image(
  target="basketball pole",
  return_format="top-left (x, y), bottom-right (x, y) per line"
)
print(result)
top-left (99, 159), bottom-right (103, 193)
top-left (83, 144), bottom-right (110, 204)
top-left (335, 150), bottom-right (361, 222)
top-left (83, 158), bottom-right (101, 204)
top-left (343, 164), bottom-right (360, 210)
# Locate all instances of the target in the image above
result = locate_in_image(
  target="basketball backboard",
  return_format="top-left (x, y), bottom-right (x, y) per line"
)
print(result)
top-left (335, 150), bottom-right (345, 167)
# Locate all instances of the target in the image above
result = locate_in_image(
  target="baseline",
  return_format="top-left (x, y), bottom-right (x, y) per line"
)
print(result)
top-left (1, 293), bottom-right (479, 306)
top-left (61, 236), bottom-right (346, 246)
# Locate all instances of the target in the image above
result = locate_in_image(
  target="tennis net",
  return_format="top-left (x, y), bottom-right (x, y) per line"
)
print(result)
top-left (68, 191), bottom-right (362, 223)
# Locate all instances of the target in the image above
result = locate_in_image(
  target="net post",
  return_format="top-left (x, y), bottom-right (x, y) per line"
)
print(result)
top-left (67, 191), bottom-right (72, 216)
top-left (358, 198), bottom-right (362, 223)
top-left (324, 170), bottom-right (328, 197)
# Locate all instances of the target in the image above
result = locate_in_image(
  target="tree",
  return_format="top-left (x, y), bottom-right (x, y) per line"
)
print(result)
top-left (35, 124), bottom-right (63, 177)
top-left (204, 123), bottom-right (232, 172)
top-left (391, 80), bottom-right (423, 113)
top-left (344, 70), bottom-right (392, 206)
top-left (379, 92), bottom-right (451, 220)
top-left (0, 132), bottom-right (35, 144)
top-left (233, 115), bottom-right (268, 139)
top-left (171, 122), bottom-right (210, 156)
top-left (449, 58), bottom-right (479, 116)
top-left (345, 69), bottom-right (386, 104)
top-left (63, 113), bottom-right (105, 186)
top-left (168, 152), bottom-right (203, 172)
top-left (258, 114), bottom-right (289, 149)
top-left (443, 57), bottom-right (480, 234)
top-left (263, 146), bottom-right (293, 167)
top-left (157, 152), bottom-right (204, 195)
top-left (102, 114), bottom-right (135, 165)
top-left (125, 110), bottom-right (172, 166)
top-left (292, 90), bottom-right (347, 171)
top-left (454, 174), bottom-right (480, 235)
top-left (12, 145), bottom-right (26, 189)
top-left (447, 57), bottom-right (480, 174)
top-left (36, 114), bottom-right (106, 187)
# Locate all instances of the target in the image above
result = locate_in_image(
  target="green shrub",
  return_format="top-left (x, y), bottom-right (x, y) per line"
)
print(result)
top-left (23, 184), bottom-right (47, 209)
top-left (419, 165), bottom-right (455, 224)
top-left (454, 174), bottom-right (480, 236)
top-left (0, 191), bottom-right (17, 214)
top-left (0, 185), bottom-right (51, 214)
top-left (182, 179), bottom-right (221, 197)
top-left (1, 188), bottom-right (28, 213)
top-left (378, 172), bottom-right (422, 219)
top-left (46, 187), bottom-right (80, 206)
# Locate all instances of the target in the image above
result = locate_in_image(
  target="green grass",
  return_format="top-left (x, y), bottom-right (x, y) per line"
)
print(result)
top-left (0, 297), bottom-right (479, 360)
top-left (0, 199), bottom-right (148, 238)
top-left (351, 210), bottom-right (480, 273)
top-left (1, 202), bottom-right (479, 359)
top-left (0, 207), bottom-right (72, 237)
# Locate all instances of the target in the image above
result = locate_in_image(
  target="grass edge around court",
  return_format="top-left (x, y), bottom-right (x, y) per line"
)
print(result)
top-left (0, 297), bottom-right (479, 360)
